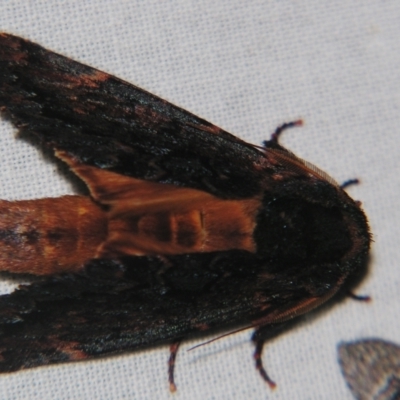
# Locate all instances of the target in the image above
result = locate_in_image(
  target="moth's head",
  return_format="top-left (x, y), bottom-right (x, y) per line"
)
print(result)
top-left (253, 179), bottom-right (370, 269)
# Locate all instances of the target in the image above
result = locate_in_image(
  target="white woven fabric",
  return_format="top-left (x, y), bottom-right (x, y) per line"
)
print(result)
top-left (0, 1), bottom-right (399, 399)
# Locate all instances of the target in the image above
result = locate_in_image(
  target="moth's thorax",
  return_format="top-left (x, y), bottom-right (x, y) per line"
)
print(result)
top-left (254, 180), bottom-right (370, 269)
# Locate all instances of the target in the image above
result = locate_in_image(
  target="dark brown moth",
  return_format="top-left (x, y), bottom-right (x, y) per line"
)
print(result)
top-left (338, 339), bottom-right (400, 400)
top-left (0, 33), bottom-right (370, 391)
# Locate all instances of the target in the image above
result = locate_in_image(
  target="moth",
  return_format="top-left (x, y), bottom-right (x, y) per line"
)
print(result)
top-left (338, 339), bottom-right (400, 400)
top-left (0, 33), bottom-right (370, 391)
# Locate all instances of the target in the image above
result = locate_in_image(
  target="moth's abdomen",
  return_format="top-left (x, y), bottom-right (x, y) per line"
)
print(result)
top-left (0, 196), bottom-right (107, 275)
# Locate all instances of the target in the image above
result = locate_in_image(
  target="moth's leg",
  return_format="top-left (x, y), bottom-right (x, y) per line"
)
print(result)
top-left (253, 334), bottom-right (276, 389)
top-left (168, 338), bottom-right (183, 392)
top-left (251, 323), bottom-right (288, 389)
top-left (270, 120), bottom-right (303, 143)
top-left (340, 179), bottom-right (359, 190)
top-left (347, 292), bottom-right (371, 302)
top-left (341, 178), bottom-right (364, 211)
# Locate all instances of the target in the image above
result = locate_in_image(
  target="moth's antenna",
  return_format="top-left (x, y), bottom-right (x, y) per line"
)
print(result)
top-left (187, 324), bottom-right (253, 351)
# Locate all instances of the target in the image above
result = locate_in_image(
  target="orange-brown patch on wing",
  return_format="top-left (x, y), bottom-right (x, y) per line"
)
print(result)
top-left (56, 69), bottom-right (109, 90)
top-left (57, 151), bottom-right (261, 257)
top-left (46, 336), bottom-right (89, 361)
top-left (135, 104), bottom-right (172, 129)
top-left (0, 196), bottom-right (107, 275)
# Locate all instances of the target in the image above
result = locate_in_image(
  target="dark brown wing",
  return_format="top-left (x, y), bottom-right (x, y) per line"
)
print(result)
top-left (0, 33), bottom-right (268, 199)
top-left (0, 253), bottom-right (297, 372)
